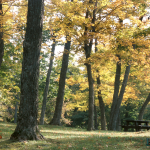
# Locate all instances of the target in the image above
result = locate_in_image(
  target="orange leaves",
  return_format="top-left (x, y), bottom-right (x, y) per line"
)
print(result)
top-left (122, 85), bottom-right (138, 102)
top-left (37, 145), bottom-right (42, 149)
top-left (0, 135), bottom-right (2, 139)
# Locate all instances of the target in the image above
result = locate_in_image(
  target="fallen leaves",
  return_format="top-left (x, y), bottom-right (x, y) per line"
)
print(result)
top-left (67, 144), bottom-right (72, 147)
top-left (0, 122), bottom-right (150, 150)
top-left (37, 145), bottom-right (42, 149)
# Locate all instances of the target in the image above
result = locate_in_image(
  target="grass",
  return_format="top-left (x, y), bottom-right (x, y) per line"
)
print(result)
top-left (0, 122), bottom-right (150, 149)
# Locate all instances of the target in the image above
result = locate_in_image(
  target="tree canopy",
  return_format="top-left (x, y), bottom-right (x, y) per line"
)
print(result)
top-left (0, 0), bottom-right (150, 135)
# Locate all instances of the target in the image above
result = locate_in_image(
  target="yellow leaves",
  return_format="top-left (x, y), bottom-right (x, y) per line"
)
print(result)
top-left (122, 86), bottom-right (138, 103)
top-left (1, 0), bottom-right (27, 41)
top-left (66, 76), bottom-right (76, 86)
top-left (55, 17), bottom-right (60, 22)
top-left (47, 0), bottom-right (87, 37)
top-left (42, 43), bottom-right (48, 47)
top-left (66, 89), bottom-right (88, 111)
top-left (13, 86), bottom-right (20, 93)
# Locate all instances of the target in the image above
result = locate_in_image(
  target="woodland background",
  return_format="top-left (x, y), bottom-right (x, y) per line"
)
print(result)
top-left (0, 0), bottom-right (150, 131)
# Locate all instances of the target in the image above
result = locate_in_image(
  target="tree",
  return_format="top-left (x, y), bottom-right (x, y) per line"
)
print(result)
top-left (138, 93), bottom-right (150, 120)
top-left (108, 2), bottom-right (149, 130)
top-left (40, 38), bottom-right (56, 125)
top-left (50, 39), bottom-right (71, 125)
top-left (10, 0), bottom-right (44, 141)
top-left (48, 0), bottom-right (75, 125)
top-left (84, 26), bottom-right (94, 131)
top-left (109, 58), bottom-right (131, 130)
top-left (83, 0), bottom-right (98, 131)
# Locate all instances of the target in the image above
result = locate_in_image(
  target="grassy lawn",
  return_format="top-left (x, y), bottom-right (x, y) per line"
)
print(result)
top-left (0, 122), bottom-right (150, 150)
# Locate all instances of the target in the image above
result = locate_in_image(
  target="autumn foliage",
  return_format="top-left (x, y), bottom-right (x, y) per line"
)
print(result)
top-left (0, 0), bottom-right (150, 133)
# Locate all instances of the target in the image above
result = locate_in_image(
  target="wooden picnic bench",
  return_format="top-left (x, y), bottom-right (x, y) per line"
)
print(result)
top-left (121, 120), bottom-right (150, 131)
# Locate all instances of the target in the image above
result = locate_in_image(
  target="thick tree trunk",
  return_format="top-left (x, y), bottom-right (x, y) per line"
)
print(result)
top-left (49, 39), bottom-right (71, 125)
top-left (138, 93), bottom-right (150, 120)
top-left (0, 0), bottom-right (4, 68)
top-left (109, 64), bottom-right (130, 131)
top-left (10, 0), bottom-right (44, 141)
top-left (40, 39), bottom-right (56, 125)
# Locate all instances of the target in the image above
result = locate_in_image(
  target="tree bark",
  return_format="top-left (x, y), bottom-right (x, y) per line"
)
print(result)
top-left (84, 9), bottom-right (94, 131)
top-left (84, 1), bottom-right (97, 131)
top-left (49, 39), bottom-right (71, 125)
top-left (86, 58), bottom-right (95, 131)
top-left (116, 109), bottom-right (121, 131)
top-left (0, 0), bottom-right (4, 68)
top-left (10, 0), bottom-right (44, 141)
top-left (109, 56), bottom-right (121, 130)
top-left (40, 39), bottom-right (56, 125)
top-left (138, 93), bottom-right (150, 120)
top-left (109, 64), bottom-right (131, 131)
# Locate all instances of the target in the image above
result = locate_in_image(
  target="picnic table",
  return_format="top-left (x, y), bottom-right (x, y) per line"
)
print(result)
top-left (121, 120), bottom-right (150, 131)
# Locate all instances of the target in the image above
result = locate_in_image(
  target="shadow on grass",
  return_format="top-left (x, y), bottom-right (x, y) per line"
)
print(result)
top-left (0, 122), bottom-right (150, 150)
top-left (0, 135), bottom-right (150, 150)
top-left (0, 139), bottom-right (24, 150)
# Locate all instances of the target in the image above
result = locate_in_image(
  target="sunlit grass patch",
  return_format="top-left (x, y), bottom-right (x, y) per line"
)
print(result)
top-left (0, 122), bottom-right (150, 150)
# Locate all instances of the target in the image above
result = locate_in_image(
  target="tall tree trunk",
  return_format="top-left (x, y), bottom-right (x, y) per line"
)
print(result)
top-left (0, 0), bottom-right (4, 68)
top-left (138, 93), bottom-right (150, 120)
top-left (40, 39), bottom-right (56, 125)
top-left (86, 57), bottom-right (95, 131)
top-left (109, 56), bottom-right (121, 130)
top-left (10, 0), bottom-right (44, 141)
top-left (84, 0), bottom-right (97, 131)
top-left (95, 38), bottom-right (106, 130)
top-left (84, 10), bottom-right (94, 131)
top-left (49, 39), bottom-right (71, 125)
top-left (109, 64), bottom-right (131, 131)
